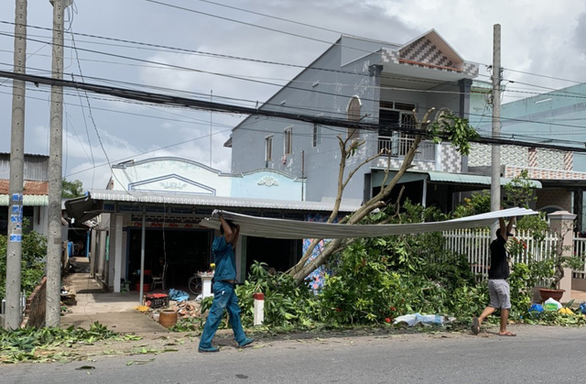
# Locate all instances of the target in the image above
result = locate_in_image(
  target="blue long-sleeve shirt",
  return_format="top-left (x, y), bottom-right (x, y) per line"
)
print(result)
top-left (212, 236), bottom-right (237, 281)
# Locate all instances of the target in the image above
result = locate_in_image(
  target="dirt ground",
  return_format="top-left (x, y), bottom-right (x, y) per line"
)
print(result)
top-left (3, 321), bottom-right (496, 364)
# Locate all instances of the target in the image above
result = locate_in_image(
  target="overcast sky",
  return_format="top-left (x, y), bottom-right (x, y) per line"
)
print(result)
top-left (1, 0), bottom-right (586, 190)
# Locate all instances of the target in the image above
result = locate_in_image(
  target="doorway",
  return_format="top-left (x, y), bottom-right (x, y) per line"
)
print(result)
top-left (127, 228), bottom-right (213, 289)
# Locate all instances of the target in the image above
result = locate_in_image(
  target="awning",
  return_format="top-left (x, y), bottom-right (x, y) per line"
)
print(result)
top-left (371, 169), bottom-right (542, 189)
top-left (427, 171), bottom-right (542, 188)
top-left (85, 189), bottom-right (361, 212)
top-left (0, 195), bottom-right (48, 206)
top-left (64, 194), bottom-right (104, 223)
top-left (199, 207), bottom-right (537, 239)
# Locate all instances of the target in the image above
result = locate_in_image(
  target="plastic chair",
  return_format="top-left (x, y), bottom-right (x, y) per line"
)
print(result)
top-left (151, 263), bottom-right (168, 291)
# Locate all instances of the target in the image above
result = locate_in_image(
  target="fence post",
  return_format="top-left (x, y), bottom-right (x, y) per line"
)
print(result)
top-left (548, 210), bottom-right (576, 302)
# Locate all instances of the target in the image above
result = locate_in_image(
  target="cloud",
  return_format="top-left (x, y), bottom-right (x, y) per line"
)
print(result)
top-left (3, 0), bottom-right (586, 192)
top-left (573, 12), bottom-right (586, 53)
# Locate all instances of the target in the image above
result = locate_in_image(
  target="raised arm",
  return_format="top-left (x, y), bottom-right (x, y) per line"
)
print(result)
top-left (219, 216), bottom-right (239, 247)
top-left (498, 217), bottom-right (507, 239)
top-left (231, 224), bottom-right (240, 248)
top-left (506, 216), bottom-right (516, 237)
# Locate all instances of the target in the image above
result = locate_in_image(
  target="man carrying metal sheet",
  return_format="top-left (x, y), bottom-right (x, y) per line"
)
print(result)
top-left (198, 211), bottom-right (254, 352)
top-left (472, 216), bottom-right (516, 336)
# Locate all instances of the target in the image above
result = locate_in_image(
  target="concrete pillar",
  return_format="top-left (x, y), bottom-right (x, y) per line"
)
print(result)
top-left (113, 214), bottom-right (123, 293)
top-left (89, 227), bottom-right (97, 277)
top-left (253, 292), bottom-right (264, 326)
top-left (548, 210), bottom-right (576, 302)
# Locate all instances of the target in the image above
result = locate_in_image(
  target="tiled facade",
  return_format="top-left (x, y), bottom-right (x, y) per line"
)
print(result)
top-left (469, 144), bottom-right (568, 170)
top-left (505, 165), bottom-right (586, 180)
top-left (381, 38), bottom-right (478, 77)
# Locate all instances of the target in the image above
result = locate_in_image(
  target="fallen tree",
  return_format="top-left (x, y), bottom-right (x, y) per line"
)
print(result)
top-left (286, 108), bottom-right (479, 285)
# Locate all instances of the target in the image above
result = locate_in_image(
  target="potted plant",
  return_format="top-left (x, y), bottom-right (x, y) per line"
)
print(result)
top-left (534, 257), bottom-right (565, 302)
top-left (533, 248), bottom-right (584, 302)
top-left (511, 212), bottom-right (583, 304)
top-left (531, 217), bottom-right (583, 303)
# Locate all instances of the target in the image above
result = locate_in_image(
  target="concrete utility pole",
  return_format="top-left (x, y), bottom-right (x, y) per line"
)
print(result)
top-left (209, 90), bottom-right (213, 167)
top-left (490, 24), bottom-right (502, 224)
top-left (46, 0), bottom-right (70, 327)
top-left (4, 0), bottom-right (28, 330)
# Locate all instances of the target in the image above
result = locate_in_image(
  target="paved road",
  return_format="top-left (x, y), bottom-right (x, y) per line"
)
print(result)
top-left (3, 324), bottom-right (585, 384)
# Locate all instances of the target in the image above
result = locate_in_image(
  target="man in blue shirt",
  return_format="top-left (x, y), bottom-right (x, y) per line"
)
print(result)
top-left (198, 213), bottom-right (254, 352)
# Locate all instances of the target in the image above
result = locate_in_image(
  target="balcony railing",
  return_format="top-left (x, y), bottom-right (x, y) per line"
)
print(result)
top-left (378, 136), bottom-right (436, 161)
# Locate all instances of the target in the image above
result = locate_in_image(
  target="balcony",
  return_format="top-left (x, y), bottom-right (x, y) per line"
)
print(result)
top-left (378, 135), bottom-right (436, 161)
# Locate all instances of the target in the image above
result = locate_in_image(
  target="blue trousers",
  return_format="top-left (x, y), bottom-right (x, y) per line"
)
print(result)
top-left (199, 281), bottom-right (246, 348)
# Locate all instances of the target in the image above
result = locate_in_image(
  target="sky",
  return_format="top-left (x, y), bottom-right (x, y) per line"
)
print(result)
top-left (1, 0), bottom-right (586, 191)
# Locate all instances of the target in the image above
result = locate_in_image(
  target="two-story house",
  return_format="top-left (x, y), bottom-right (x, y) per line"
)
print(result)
top-left (468, 81), bottom-right (586, 230)
top-left (227, 31), bottom-right (485, 213)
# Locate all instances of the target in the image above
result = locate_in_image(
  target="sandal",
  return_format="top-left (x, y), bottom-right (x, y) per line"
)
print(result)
top-left (498, 331), bottom-right (516, 337)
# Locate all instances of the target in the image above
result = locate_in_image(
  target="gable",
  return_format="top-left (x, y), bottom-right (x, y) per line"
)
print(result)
top-left (129, 174), bottom-right (216, 195)
top-left (399, 36), bottom-right (461, 72)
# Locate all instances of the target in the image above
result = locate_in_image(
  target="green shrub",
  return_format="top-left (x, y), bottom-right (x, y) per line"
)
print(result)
top-left (0, 223), bottom-right (47, 300)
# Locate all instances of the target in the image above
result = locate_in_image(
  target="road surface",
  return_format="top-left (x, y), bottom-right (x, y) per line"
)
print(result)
top-left (2, 324), bottom-right (585, 383)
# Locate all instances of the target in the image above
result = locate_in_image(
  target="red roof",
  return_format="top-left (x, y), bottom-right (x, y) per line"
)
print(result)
top-left (0, 180), bottom-right (49, 195)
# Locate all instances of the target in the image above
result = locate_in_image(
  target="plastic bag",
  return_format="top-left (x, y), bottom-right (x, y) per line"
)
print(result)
top-left (528, 303), bottom-right (543, 317)
top-left (168, 288), bottom-right (190, 302)
top-left (579, 301), bottom-right (586, 315)
top-left (543, 297), bottom-right (562, 311)
top-left (558, 307), bottom-right (574, 315)
top-left (393, 313), bottom-right (452, 327)
top-left (393, 314), bottom-right (419, 326)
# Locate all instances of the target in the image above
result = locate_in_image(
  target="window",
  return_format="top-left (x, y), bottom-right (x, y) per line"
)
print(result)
top-left (284, 127), bottom-right (292, 155)
top-left (379, 101), bottom-right (416, 131)
top-left (312, 123), bottom-right (321, 148)
top-left (265, 135), bottom-right (273, 161)
top-left (347, 96), bottom-right (362, 141)
top-left (378, 101), bottom-right (417, 156)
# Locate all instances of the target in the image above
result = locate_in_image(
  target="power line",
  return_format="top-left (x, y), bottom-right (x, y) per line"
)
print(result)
top-left (140, 0), bottom-right (340, 47)
top-left (0, 25), bottom-right (455, 104)
top-left (2, 6), bottom-right (583, 97)
top-left (2, 69), bottom-right (584, 154)
top-left (4, 21), bottom-right (586, 122)
top-left (3, 74), bottom-right (586, 148)
top-left (2, 27), bottom-right (586, 145)
top-left (192, 0), bottom-right (373, 41)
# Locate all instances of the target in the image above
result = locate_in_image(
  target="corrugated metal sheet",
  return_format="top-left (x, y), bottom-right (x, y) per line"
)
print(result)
top-left (0, 153), bottom-right (49, 181)
top-left (200, 207), bottom-right (538, 239)
top-left (88, 189), bottom-right (361, 212)
top-left (0, 195), bottom-right (49, 206)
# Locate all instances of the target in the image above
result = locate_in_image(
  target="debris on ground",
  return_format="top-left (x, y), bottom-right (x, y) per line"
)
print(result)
top-left (139, 299), bottom-right (203, 324)
top-left (393, 313), bottom-right (455, 327)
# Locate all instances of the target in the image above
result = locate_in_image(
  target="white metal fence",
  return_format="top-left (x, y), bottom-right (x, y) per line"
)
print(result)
top-left (441, 229), bottom-right (586, 281)
top-left (377, 136), bottom-right (436, 161)
top-left (573, 237), bottom-right (586, 279)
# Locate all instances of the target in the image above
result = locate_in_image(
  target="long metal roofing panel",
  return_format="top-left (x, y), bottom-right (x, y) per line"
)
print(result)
top-left (200, 207), bottom-right (538, 239)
